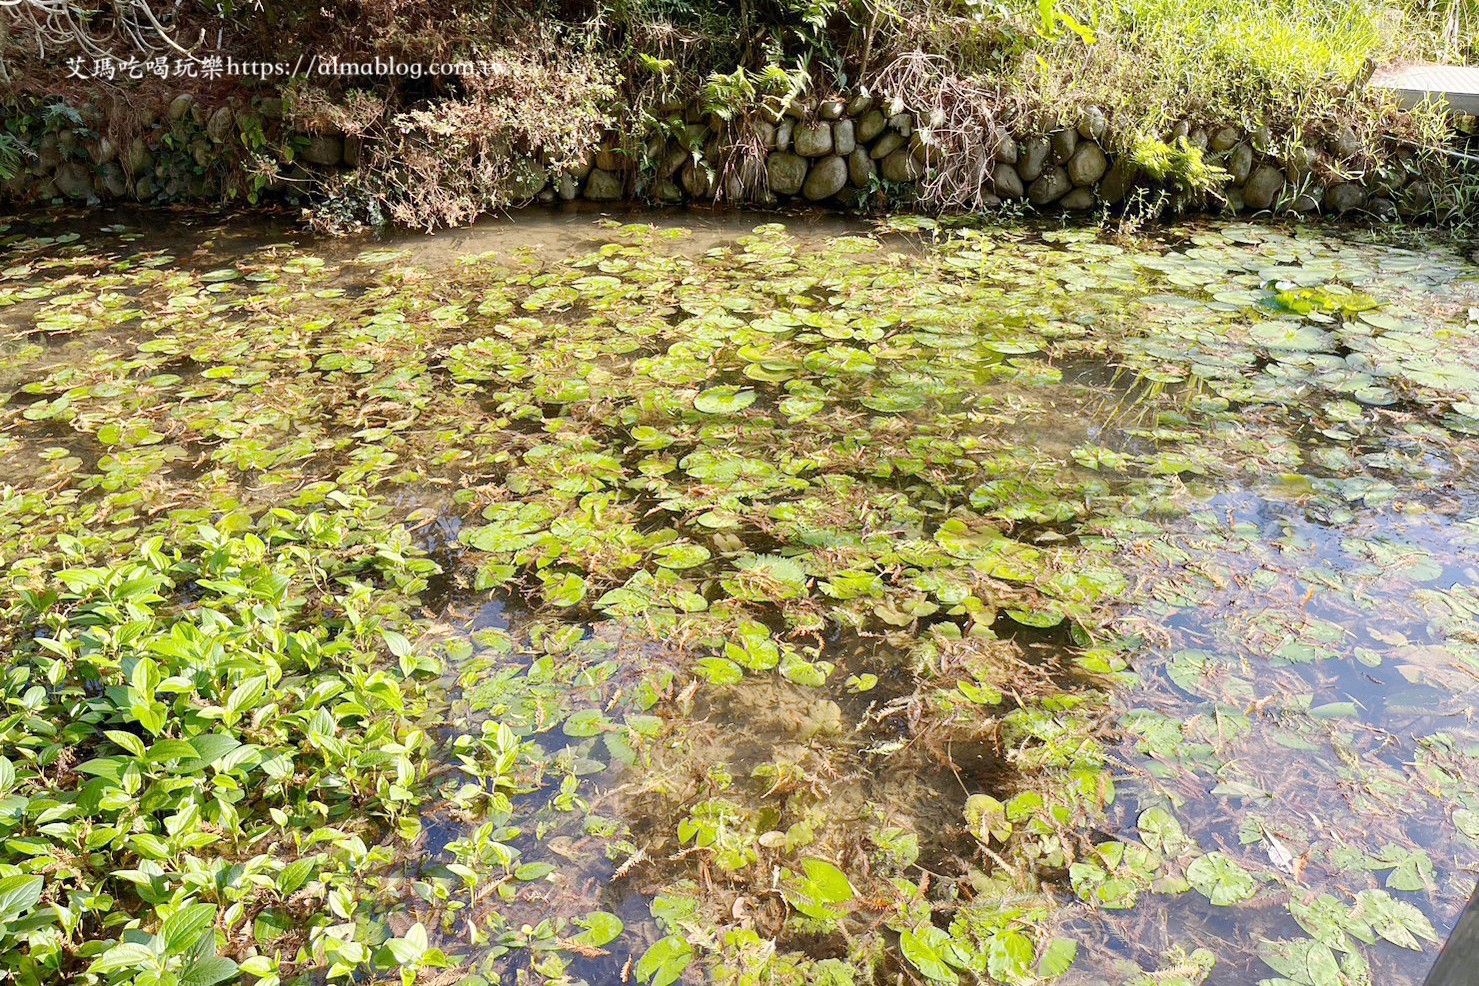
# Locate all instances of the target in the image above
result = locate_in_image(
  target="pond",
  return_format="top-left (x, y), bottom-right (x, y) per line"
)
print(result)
top-left (1, 206), bottom-right (1477, 986)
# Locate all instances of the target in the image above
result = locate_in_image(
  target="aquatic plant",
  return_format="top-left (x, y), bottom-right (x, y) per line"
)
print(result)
top-left (0, 212), bottom-right (1476, 985)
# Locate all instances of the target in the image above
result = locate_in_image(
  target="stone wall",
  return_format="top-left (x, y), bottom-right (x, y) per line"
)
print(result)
top-left (0, 90), bottom-right (1453, 221)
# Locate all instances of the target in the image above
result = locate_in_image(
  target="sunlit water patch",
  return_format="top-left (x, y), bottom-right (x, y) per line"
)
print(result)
top-left (1, 208), bottom-right (1477, 986)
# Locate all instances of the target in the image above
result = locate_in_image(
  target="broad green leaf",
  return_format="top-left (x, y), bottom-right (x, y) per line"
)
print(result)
top-left (694, 386), bottom-right (757, 414)
top-left (573, 911), bottom-right (624, 948)
top-left (900, 925), bottom-right (961, 983)
top-left (636, 935), bottom-right (693, 986)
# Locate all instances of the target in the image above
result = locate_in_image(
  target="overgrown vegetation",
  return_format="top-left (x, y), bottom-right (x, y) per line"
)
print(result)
top-left (3, 0), bottom-right (1478, 224)
top-left (2, 211), bottom-right (1479, 985)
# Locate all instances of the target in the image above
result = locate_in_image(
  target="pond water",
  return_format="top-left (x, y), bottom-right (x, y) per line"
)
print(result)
top-left (2, 207), bottom-right (1478, 986)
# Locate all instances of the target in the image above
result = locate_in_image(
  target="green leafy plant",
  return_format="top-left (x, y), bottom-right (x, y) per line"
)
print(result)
top-left (1128, 135), bottom-right (1227, 195)
top-left (0, 133), bottom-right (23, 180)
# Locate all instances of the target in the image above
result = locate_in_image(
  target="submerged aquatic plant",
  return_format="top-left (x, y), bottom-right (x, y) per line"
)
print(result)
top-left (0, 213), bottom-right (1477, 986)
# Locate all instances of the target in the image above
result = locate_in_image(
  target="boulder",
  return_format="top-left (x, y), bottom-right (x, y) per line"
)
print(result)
top-left (1211, 126), bottom-right (1240, 152)
top-left (802, 155), bottom-right (849, 200)
top-left (566, 150), bottom-right (594, 179)
top-left (1368, 196), bottom-right (1397, 220)
top-left (870, 131), bottom-right (905, 160)
top-left (1399, 181), bottom-right (1433, 218)
top-left (168, 93), bottom-right (194, 121)
top-left (887, 112), bottom-right (913, 136)
top-left (301, 134), bottom-right (343, 167)
top-left (1242, 164), bottom-right (1285, 210)
top-left (1373, 170), bottom-right (1406, 198)
top-left (1333, 125), bottom-right (1362, 160)
top-left (125, 138), bottom-right (153, 174)
top-left (1066, 142), bottom-right (1108, 186)
top-left (659, 146), bottom-right (686, 177)
top-left (856, 109), bottom-right (887, 143)
top-left (794, 122), bottom-right (833, 157)
top-left (1286, 144), bottom-right (1315, 182)
top-left (343, 136), bottom-right (361, 168)
top-left (1051, 128), bottom-right (1078, 164)
top-left (207, 106), bottom-right (234, 142)
top-left (1062, 187), bottom-right (1095, 209)
top-left (1017, 137), bottom-right (1050, 181)
top-left (54, 163), bottom-right (94, 200)
top-left (991, 163), bottom-right (1024, 199)
top-left (845, 94), bottom-right (874, 116)
top-left (909, 130), bottom-right (944, 169)
top-left (881, 149), bottom-right (921, 183)
top-left (507, 161), bottom-right (547, 200)
top-left (1325, 181), bottom-right (1365, 213)
top-left (848, 148), bottom-right (875, 188)
top-left (1227, 144), bottom-right (1253, 184)
top-left (722, 158), bottom-right (765, 202)
top-left (654, 178), bottom-right (683, 202)
top-left (996, 134), bottom-right (1019, 166)
top-left (100, 162), bottom-right (127, 198)
top-left (36, 135), bottom-right (61, 169)
top-left (833, 118), bottom-right (856, 156)
top-left (1027, 166), bottom-right (1071, 205)
top-left (680, 161), bottom-right (712, 198)
top-left (819, 98), bottom-right (845, 120)
top-left (767, 152), bottom-right (808, 195)
top-left (1099, 158), bottom-right (1139, 204)
top-left (774, 120), bottom-right (794, 152)
top-left (1078, 106), bottom-right (1107, 140)
top-left (558, 174), bottom-right (581, 200)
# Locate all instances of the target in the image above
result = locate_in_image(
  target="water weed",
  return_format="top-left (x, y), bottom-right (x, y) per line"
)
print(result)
top-left (0, 211), bottom-right (1477, 985)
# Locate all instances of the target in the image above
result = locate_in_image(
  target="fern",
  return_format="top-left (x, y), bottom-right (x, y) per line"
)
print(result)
top-left (699, 62), bottom-right (807, 121)
top-left (1129, 136), bottom-right (1227, 194)
top-left (0, 134), bottom-right (23, 181)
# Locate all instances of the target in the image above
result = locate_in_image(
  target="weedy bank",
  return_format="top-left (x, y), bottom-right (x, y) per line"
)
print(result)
top-left (5, 0), bottom-right (1479, 224)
